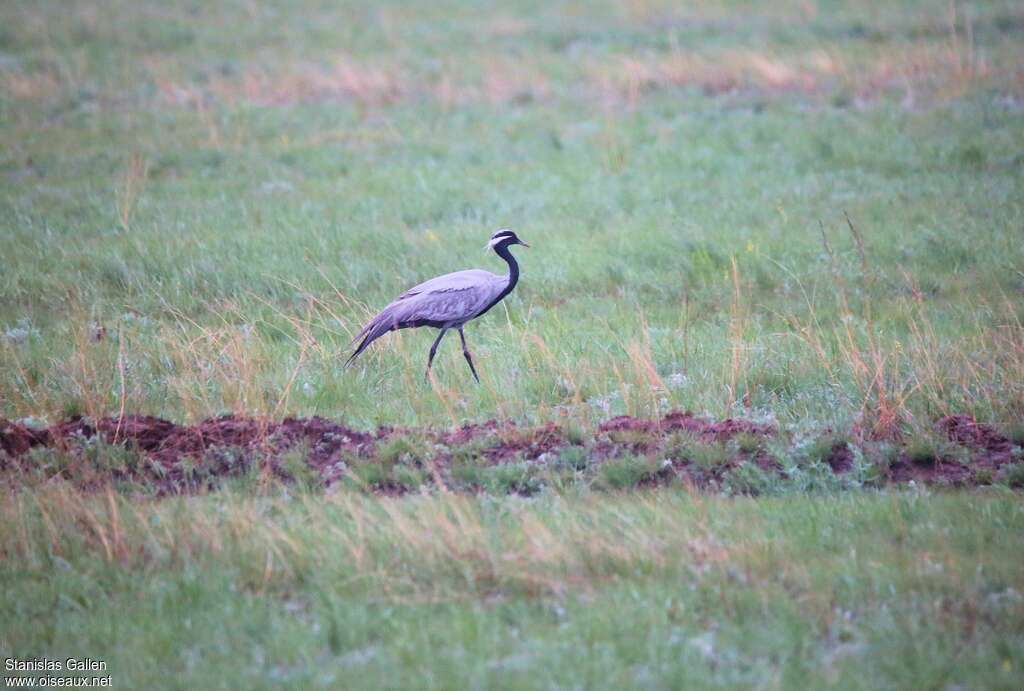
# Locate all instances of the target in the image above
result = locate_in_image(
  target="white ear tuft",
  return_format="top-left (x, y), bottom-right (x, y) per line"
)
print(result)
top-left (488, 229), bottom-right (514, 248)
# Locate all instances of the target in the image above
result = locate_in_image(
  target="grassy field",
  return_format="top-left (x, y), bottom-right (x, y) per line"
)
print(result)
top-left (2, 0), bottom-right (1023, 430)
top-left (2, 488), bottom-right (1023, 688)
top-left (2, 0), bottom-right (1024, 688)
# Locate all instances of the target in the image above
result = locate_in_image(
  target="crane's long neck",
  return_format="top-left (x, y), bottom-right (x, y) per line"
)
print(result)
top-left (474, 242), bottom-right (521, 318)
top-left (494, 243), bottom-right (520, 294)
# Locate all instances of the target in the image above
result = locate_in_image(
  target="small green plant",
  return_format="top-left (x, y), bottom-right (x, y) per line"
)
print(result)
top-left (861, 443), bottom-right (898, 486)
top-left (480, 462), bottom-right (542, 495)
top-left (341, 434), bottom-right (435, 492)
top-left (349, 459), bottom-right (390, 490)
top-left (904, 436), bottom-right (944, 466)
top-left (346, 457), bottom-right (428, 492)
top-left (449, 458), bottom-right (486, 491)
top-left (948, 444), bottom-right (972, 466)
top-left (598, 455), bottom-right (662, 490)
top-left (220, 453), bottom-right (264, 494)
top-left (664, 432), bottom-right (697, 459)
top-left (732, 432), bottom-right (762, 454)
top-left (447, 440), bottom-right (493, 490)
top-left (23, 445), bottom-right (73, 478)
top-left (973, 468), bottom-right (994, 485)
top-left (564, 424), bottom-right (587, 446)
top-left (670, 437), bottom-right (731, 472)
top-left (146, 457), bottom-right (169, 479)
top-left (538, 465), bottom-right (578, 493)
top-left (450, 459), bottom-right (542, 495)
top-left (203, 445), bottom-right (249, 474)
top-left (447, 437), bottom-right (492, 467)
top-left (178, 454), bottom-right (197, 475)
top-left (606, 429), bottom-right (652, 447)
top-left (998, 463), bottom-right (1024, 489)
top-left (806, 436), bottom-right (835, 465)
top-left (723, 462), bottom-right (775, 496)
top-left (556, 445), bottom-right (588, 471)
top-left (84, 439), bottom-right (143, 474)
top-left (391, 465), bottom-right (427, 492)
top-left (178, 454), bottom-right (202, 486)
top-left (692, 444), bottom-right (732, 471)
top-left (378, 435), bottom-right (430, 468)
top-left (1004, 423), bottom-right (1024, 447)
top-left (279, 444), bottom-right (318, 491)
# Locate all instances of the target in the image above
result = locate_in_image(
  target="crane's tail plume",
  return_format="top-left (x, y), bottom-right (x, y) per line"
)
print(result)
top-left (345, 311), bottom-right (395, 368)
top-left (345, 337), bottom-right (371, 369)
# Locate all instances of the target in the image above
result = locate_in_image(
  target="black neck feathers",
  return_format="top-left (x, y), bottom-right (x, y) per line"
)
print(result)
top-left (494, 242), bottom-right (520, 292)
top-left (475, 242), bottom-right (520, 317)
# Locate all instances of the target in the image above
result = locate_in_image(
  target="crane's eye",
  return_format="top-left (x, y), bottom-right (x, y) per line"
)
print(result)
top-left (487, 231), bottom-right (515, 248)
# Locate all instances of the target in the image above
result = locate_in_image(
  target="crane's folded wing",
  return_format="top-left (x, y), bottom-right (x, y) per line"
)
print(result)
top-left (395, 270), bottom-right (501, 300)
top-left (385, 271), bottom-right (506, 327)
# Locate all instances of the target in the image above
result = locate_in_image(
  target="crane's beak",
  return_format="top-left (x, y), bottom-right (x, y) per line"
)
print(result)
top-left (518, 240), bottom-right (530, 248)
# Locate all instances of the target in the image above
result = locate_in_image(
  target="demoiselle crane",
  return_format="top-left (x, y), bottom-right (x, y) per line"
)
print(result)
top-left (346, 229), bottom-right (529, 382)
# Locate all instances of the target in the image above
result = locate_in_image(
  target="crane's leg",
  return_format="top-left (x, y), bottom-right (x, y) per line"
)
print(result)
top-left (458, 327), bottom-right (480, 383)
top-left (425, 327), bottom-right (449, 380)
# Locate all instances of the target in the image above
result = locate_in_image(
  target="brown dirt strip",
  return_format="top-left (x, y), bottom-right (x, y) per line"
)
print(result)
top-left (0, 411), bottom-right (1020, 495)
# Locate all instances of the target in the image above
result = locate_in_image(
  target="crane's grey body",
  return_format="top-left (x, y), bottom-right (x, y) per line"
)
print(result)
top-left (361, 269), bottom-right (507, 332)
top-left (346, 229), bottom-right (528, 381)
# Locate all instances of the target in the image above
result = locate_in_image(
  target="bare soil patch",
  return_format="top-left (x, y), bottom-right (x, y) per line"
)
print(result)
top-left (885, 415), bottom-right (1020, 486)
top-left (0, 411), bottom-right (1019, 495)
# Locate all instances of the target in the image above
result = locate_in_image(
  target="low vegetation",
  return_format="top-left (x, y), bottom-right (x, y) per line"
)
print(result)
top-left (4, 411), bottom-right (1021, 497)
top-left (2, 488), bottom-right (1023, 688)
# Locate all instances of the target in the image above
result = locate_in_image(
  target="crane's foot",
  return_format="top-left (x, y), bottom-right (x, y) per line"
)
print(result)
top-left (463, 351), bottom-right (480, 383)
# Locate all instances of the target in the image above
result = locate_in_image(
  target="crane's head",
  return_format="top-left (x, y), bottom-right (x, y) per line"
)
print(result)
top-left (486, 229), bottom-right (529, 252)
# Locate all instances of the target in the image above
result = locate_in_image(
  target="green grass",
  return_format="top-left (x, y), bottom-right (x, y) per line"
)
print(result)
top-left (597, 453), bottom-right (665, 489)
top-left (2, 1), bottom-right (1024, 687)
top-left (1, 0), bottom-right (1023, 431)
top-left (1, 488), bottom-right (1023, 689)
